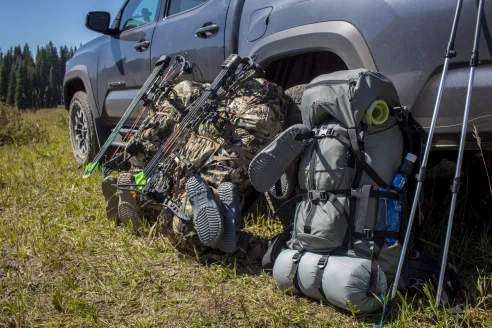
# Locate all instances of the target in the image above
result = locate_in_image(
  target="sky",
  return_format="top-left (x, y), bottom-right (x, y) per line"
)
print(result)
top-left (0, 0), bottom-right (125, 53)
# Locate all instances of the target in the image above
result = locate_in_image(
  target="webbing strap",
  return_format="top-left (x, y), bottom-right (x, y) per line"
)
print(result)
top-left (348, 196), bottom-right (356, 250)
top-left (304, 204), bottom-right (317, 234)
top-left (211, 156), bottom-right (251, 165)
top-left (261, 224), bottom-right (293, 269)
top-left (301, 189), bottom-right (399, 201)
top-left (347, 129), bottom-right (389, 189)
top-left (314, 254), bottom-right (330, 301)
top-left (289, 251), bottom-right (302, 281)
top-left (349, 130), bottom-right (364, 250)
top-left (354, 185), bottom-right (373, 233)
top-left (224, 140), bottom-right (256, 160)
top-left (368, 237), bottom-right (385, 295)
top-left (304, 141), bottom-right (319, 234)
top-left (313, 254), bottom-right (330, 289)
top-left (304, 192), bottom-right (351, 239)
top-left (353, 230), bottom-right (399, 240)
top-left (392, 107), bottom-right (414, 155)
top-left (328, 194), bottom-right (351, 247)
top-left (397, 120), bottom-right (414, 155)
top-left (295, 127), bottom-right (349, 142)
top-left (308, 141), bottom-right (318, 190)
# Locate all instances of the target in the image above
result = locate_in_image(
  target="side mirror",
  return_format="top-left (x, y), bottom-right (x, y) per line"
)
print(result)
top-left (85, 12), bottom-right (112, 35)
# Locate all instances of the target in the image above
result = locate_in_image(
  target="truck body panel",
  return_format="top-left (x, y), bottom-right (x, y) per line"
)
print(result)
top-left (64, 0), bottom-right (492, 152)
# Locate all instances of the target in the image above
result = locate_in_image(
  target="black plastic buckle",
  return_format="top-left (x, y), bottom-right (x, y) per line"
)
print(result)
top-left (292, 251), bottom-right (302, 263)
top-left (317, 256), bottom-right (329, 269)
top-left (351, 188), bottom-right (361, 198)
top-left (315, 126), bottom-right (334, 138)
top-left (308, 190), bottom-right (328, 201)
top-left (407, 250), bottom-right (420, 260)
top-left (362, 229), bottom-right (374, 240)
top-left (393, 106), bottom-right (409, 122)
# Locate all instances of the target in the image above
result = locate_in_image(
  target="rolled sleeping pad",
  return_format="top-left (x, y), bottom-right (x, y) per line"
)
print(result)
top-left (272, 249), bottom-right (302, 294)
top-left (273, 249), bottom-right (388, 313)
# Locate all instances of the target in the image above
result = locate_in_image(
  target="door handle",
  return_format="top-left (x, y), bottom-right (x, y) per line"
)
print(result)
top-left (195, 24), bottom-right (220, 38)
top-left (134, 40), bottom-right (151, 51)
top-left (109, 81), bottom-right (126, 88)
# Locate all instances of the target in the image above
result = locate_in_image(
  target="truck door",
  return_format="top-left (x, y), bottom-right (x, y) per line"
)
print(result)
top-left (151, 0), bottom-right (231, 82)
top-left (97, 0), bottom-right (163, 123)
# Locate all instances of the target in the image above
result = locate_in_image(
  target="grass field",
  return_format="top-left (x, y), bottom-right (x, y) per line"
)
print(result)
top-left (1, 108), bottom-right (492, 327)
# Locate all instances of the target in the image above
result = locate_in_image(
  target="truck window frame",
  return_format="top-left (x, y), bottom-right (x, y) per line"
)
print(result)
top-left (115, 0), bottom-right (163, 35)
top-left (163, 0), bottom-right (209, 19)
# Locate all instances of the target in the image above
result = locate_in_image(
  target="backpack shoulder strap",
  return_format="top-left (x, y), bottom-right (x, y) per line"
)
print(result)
top-left (347, 128), bottom-right (389, 190)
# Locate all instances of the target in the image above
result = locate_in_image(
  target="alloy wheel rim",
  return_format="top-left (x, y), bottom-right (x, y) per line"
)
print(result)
top-left (73, 105), bottom-right (89, 155)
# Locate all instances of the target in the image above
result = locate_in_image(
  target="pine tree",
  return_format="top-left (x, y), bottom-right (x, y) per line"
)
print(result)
top-left (59, 46), bottom-right (68, 88)
top-left (6, 62), bottom-right (17, 106)
top-left (36, 47), bottom-right (47, 107)
top-left (0, 62), bottom-right (8, 103)
top-left (0, 42), bottom-right (80, 108)
top-left (22, 43), bottom-right (33, 64)
top-left (46, 65), bottom-right (54, 107)
top-left (13, 45), bottom-right (21, 59)
top-left (3, 48), bottom-right (13, 79)
top-left (15, 60), bottom-right (31, 109)
top-left (44, 42), bottom-right (60, 106)
top-left (0, 49), bottom-right (12, 103)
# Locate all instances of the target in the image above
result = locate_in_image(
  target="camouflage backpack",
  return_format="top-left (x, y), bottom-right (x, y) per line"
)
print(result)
top-left (105, 78), bottom-right (294, 258)
top-left (161, 78), bottom-right (291, 253)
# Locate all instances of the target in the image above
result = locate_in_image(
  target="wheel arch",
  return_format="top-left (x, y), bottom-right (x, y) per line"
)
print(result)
top-left (63, 65), bottom-right (100, 120)
top-left (249, 21), bottom-right (377, 71)
top-left (247, 21), bottom-right (377, 87)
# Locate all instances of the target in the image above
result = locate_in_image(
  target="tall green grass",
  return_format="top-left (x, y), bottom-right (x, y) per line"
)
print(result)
top-left (0, 104), bottom-right (48, 147)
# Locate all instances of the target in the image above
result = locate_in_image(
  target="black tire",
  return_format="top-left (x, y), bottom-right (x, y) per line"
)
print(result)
top-left (69, 91), bottom-right (97, 166)
top-left (284, 84), bottom-right (307, 127)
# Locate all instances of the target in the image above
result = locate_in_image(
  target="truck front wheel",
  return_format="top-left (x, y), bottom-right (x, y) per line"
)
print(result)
top-left (69, 91), bottom-right (97, 166)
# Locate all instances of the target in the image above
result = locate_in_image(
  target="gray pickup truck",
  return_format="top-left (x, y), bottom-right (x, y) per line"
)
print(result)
top-left (63, 0), bottom-right (492, 165)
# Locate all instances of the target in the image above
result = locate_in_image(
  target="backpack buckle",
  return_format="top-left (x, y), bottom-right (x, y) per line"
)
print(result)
top-left (308, 190), bottom-right (328, 201)
top-left (292, 251), bottom-right (302, 263)
top-left (317, 256), bottom-right (329, 269)
top-left (393, 106), bottom-right (409, 122)
top-left (315, 126), bottom-right (334, 138)
top-left (351, 188), bottom-right (361, 198)
top-left (407, 250), bottom-right (420, 259)
top-left (362, 229), bottom-right (374, 240)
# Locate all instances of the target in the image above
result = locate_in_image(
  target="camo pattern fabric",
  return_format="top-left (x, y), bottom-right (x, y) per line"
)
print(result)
top-left (128, 80), bottom-right (207, 168)
top-left (162, 78), bottom-right (291, 252)
top-left (197, 78), bottom-right (289, 192)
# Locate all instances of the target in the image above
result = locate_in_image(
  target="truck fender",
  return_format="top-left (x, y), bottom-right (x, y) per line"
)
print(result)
top-left (248, 21), bottom-right (377, 71)
top-left (63, 65), bottom-right (100, 119)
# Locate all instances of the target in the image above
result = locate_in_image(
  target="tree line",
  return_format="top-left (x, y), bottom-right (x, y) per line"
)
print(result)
top-left (0, 42), bottom-right (78, 110)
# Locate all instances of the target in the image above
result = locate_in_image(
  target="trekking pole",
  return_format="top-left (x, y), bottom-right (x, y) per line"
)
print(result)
top-left (390, 0), bottom-right (464, 300)
top-left (435, 0), bottom-right (485, 306)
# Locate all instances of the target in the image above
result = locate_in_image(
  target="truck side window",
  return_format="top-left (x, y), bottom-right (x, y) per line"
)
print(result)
top-left (120, 0), bottom-right (160, 32)
top-left (168, 0), bottom-right (207, 16)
